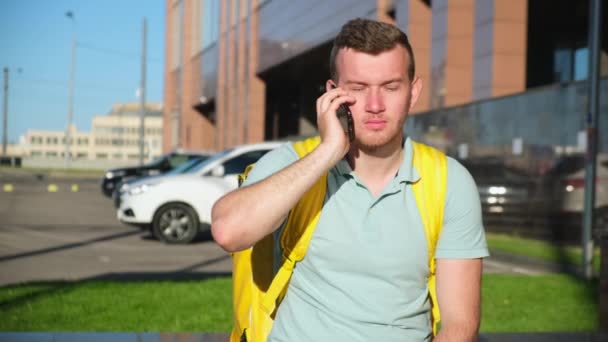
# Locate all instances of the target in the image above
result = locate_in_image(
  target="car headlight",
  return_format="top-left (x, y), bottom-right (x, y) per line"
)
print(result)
top-left (106, 170), bottom-right (126, 179)
top-left (119, 183), bottom-right (130, 193)
top-left (128, 183), bottom-right (158, 196)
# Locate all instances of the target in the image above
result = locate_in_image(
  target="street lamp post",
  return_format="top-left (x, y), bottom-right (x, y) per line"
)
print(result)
top-left (64, 11), bottom-right (76, 168)
top-left (2, 67), bottom-right (8, 156)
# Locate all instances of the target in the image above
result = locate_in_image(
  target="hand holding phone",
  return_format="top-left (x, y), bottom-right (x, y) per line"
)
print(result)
top-left (331, 86), bottom-right (355, 142)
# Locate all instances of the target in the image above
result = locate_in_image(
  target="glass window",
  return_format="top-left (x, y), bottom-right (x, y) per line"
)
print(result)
top-left (46, 151), bottom-right (58, 157)
top-left (168, 155), bottom-right (190, 168)
top-left (574, 47), bottom-right (588, 81)
top-left (553, 48), bottom-right (572, 83)
top-left (31, 151), bottom-right (42, 157)
top-left (222, 150), bottom-right (271, 175)
top-left (202, 0), bottom-right (220, 49)
top-left (96, 153), bottom-right (108, 159)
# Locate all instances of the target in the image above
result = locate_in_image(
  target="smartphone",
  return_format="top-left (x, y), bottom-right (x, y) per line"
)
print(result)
top-left (331, 86), bottom-right (355, 141)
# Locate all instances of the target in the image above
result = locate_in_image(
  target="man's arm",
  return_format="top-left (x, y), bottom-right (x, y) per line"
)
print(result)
top-left (211, 144), bottom-right (339, 252)
top-left (433, 258), bottom-right (482, 342)
top-left (211, 87), bottom-right (354, 253)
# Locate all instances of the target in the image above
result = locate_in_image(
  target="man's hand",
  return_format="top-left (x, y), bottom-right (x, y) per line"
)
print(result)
top-left (434, 258), bottom-right (482, 342)
top-left (316, 85), bottom-right (356, 165)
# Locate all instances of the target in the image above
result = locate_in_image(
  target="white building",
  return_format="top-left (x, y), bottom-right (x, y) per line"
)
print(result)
top-left (20, 103), bottom-right (163, 168)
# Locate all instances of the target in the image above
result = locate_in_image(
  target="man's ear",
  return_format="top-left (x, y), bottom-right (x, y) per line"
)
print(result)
top-left (409, 76), bottom-right (423, 111)
top-left (326, 79), bottom-right (337, 92)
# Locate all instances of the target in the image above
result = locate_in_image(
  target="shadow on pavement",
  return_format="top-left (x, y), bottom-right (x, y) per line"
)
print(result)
top-left (0, 229), bottom-right (142, 263)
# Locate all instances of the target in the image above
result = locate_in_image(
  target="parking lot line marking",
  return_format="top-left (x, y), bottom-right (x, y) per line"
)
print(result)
top-left (2, 184), bottom-right (13, 192)
top-left (71, 184), bottom-right (79, 192)
top-left (47, 184), bottom-right (58, 192)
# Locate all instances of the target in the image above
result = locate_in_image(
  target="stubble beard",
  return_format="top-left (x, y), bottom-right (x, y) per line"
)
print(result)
top-left (355, 118), bottom-right (407, 155)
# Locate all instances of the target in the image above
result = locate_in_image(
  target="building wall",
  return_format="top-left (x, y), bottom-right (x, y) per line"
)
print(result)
top-left (164, 0), bottom-right (538, 150)
top-left (91, 115), bottom-right (163, 161)
top-left (473, 0), bottom-right (527, 100)
top-left (21, 104), bottom-right (163, 164)
top-left (395, 0), bottom-right (432, 113)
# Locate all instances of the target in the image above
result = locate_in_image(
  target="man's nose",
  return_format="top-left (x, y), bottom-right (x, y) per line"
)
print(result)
top-left (364, 88), bottom-right (385, 113)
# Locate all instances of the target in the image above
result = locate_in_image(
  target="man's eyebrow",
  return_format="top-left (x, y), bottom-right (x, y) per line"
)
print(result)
top-left (343, 78), bottom-right (404, 86)
top-left (343, 81), bottom-right (367, 86)
top-left (381, 78), bottom-right (405, 85)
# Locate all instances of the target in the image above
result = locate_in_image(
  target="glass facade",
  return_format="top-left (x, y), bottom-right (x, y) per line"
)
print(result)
top-left (202, 0), bottom-right (220, 50)
top-left (408, 77), bottom-right (608, 163)
top-left (407, 77), bottom-right (608, 241)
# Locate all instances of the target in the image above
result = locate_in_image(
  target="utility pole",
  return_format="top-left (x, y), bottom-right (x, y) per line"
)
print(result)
top-left (64, 11), bottom-right (76, 168)
top-left (2, 68), bottom-right (8, 156)
top-left (138, 17), bottom-right (147, 166)
top-left (582, 0), bottom-right (602, 280)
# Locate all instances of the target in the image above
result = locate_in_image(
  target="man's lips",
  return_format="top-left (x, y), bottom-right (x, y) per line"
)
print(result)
top-left (364, 119), bottom-right (387, 130)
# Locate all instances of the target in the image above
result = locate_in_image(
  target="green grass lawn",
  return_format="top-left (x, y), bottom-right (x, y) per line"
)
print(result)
top-left (480, 274), bottom-right (598, 332)
top-left (0, 274), bottom-right (598, 332)
top-left (486, 233), bottom-right (601, 271)
top-left (0, 278), bottom-right (233, 332)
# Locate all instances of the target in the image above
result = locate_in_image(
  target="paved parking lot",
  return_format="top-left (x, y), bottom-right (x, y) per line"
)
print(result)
top-left (0, 170), bottom-right (549, 286)
top-left (0, 172), bottom-right (231, 285)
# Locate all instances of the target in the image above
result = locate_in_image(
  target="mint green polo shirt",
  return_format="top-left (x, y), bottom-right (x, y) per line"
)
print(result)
top-left (241, 137), bottom-right (489, 342)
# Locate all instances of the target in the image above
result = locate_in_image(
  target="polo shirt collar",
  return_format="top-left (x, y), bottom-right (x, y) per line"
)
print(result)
top-left (333, 136), bottom-right (420, 183)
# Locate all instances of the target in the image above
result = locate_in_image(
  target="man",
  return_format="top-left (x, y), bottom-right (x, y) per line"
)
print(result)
top-left (212, 18), bottom-right (488, 341)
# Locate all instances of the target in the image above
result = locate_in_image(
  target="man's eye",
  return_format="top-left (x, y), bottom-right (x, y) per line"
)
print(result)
top-left (350, 87), bottom-right (365, 92)
top-left (385, 84), bottom-right (400, 91)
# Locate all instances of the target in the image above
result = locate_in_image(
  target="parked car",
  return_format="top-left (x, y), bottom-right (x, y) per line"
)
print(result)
top-left (117, 141), bottom-right (282, 244)
top-left (100, 150), bottom-right (213, 197)
top-left (460, 153), bottom-right (608, 238)
top-left (459, 157), bottom-right (543, 218)
top-left (543, 153), bottom-right (608, 214)
top-left (112, 155), bottom-right (212, 208)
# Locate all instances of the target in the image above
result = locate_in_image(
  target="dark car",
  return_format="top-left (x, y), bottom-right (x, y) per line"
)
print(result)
top-left (100, 151), bottom-right (212, 197)
top-left (458, 157), bottom-right (545, 223)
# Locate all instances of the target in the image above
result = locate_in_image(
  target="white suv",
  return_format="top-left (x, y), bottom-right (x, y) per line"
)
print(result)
top-left (117, 141), bottom-right (282, 243)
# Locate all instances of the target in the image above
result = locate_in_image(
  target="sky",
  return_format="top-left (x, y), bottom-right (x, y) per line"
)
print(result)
top-left (0, 0), bottom-right (165, 143)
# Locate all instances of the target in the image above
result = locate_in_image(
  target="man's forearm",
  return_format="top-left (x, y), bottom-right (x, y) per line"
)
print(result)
top-left (433, 324), bottom-right (478, 342)
top-left (211, 144), bottom-right (339, 252)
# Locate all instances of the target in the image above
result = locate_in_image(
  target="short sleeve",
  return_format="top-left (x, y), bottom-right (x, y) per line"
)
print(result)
top-left (240, 142), bottom-right (300, 187)
top-left (435, 157), bottom-right (490, 259)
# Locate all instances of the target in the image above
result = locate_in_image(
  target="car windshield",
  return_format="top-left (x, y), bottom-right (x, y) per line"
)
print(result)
top-left (186, 149), bottom-right (234, 173)
top-left (145, 155), bottom-right (169, 168)
top-left (164, 157), bottom-right (208, 175)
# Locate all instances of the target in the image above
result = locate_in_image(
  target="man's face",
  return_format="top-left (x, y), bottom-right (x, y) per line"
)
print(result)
top-left (332, 45), bottom-right (421, 151)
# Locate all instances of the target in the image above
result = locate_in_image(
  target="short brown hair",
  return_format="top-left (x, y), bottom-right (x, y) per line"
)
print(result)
top-left (329, 18), bottom-right (415, 82)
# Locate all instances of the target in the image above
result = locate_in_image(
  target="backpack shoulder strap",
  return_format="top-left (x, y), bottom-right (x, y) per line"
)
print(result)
top-left (259, 136), bottom-right (325, 313)
top-left (244, 136), bottom-right (326, 342)
top-left (411, 140), bottom-right (448, 336)
top-left (232, 137), bottom-right (325, 342)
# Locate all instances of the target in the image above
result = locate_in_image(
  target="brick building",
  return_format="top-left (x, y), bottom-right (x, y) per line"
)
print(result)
top-left (163, 0), bottom-right (607, 152)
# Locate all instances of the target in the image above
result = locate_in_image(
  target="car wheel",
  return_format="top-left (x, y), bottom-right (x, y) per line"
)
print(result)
top-left (152, 203), bottom-right (199, 244)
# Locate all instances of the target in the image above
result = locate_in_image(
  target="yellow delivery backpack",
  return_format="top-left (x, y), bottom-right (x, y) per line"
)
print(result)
top-left (231, 136), bottom-right (447, 342)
